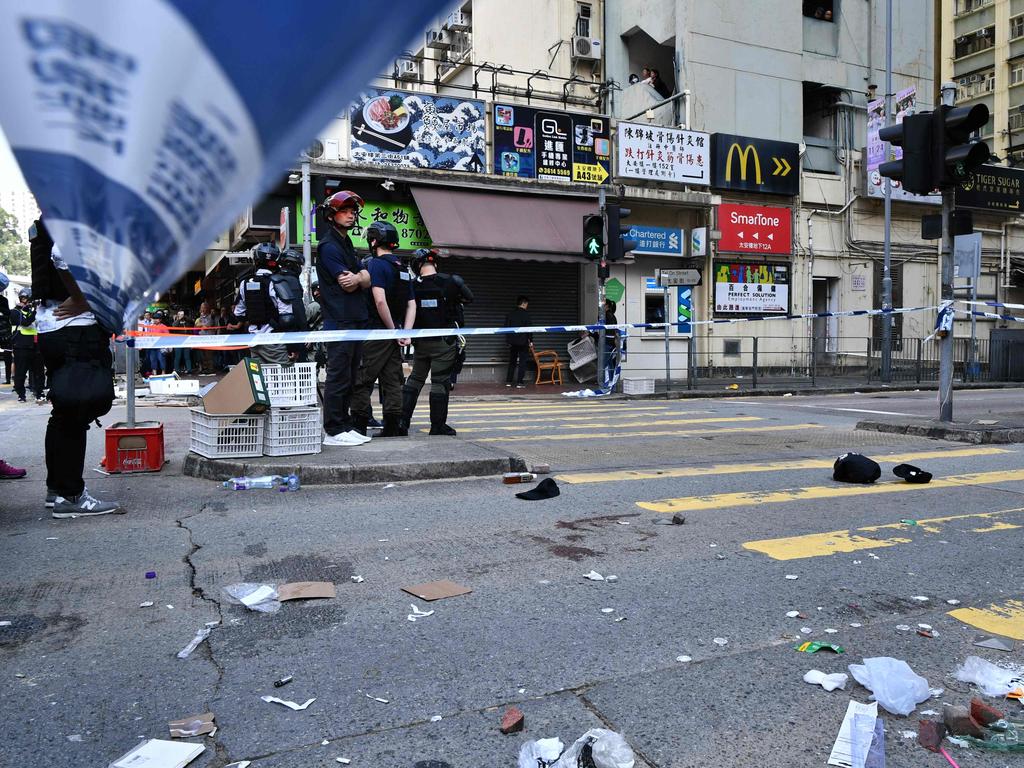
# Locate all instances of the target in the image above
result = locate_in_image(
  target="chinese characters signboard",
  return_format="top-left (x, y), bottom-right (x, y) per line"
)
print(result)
top-left (717, 203), bottom-right (792, 255)
top-left (865, 86), bottom-right (940, 204)
top-left (492, 104), bottom-right (610, 183)
top-left (710, 133), bottom-right (799, 196)
top-left (350, 89), bottom-right (485, 172)
top-left (956, 165), bottom-right (1024, 213)
top-left (303, 198), bottom-right (431, 252)
top-left (713, 261), bottom-right (790, 315)
top-left (617, 122), bottom-right (710, 185)
top-left (629, 225), bottom-right (685, 256)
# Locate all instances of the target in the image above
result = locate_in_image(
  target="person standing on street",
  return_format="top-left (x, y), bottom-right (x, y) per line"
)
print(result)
top-left (10, 287), bottom-right (45, 403)
top-left (315, 190), bottom-right (372, 447)
top-left (30, 218), bottom-right (120, 517)
top-left (504, 295), bottom-right (533, 389)
top-left (350, 221), bottom-right (415, 437)
top-left (233, 242), bottom-right (291, 366)
top-left (400, 249), bottom-right (465, 436)
top-left (437, 262), bottom-right (474, 391)
top-left (273, 248), bottom-right (310, 362)
top-left (171, 310), bottom-right (193, 374)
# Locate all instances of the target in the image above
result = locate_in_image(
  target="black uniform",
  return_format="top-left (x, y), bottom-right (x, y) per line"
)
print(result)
top-left (0, 293), bottom-right (11, 384)
top-left (10, 303), bottom-right (44, 400)
top-left (401, 272), bottom-right (463, 436)
top-left (437, 272), bottom-right (474, 389)
top-left (234, 268), bottom-right (290, 365)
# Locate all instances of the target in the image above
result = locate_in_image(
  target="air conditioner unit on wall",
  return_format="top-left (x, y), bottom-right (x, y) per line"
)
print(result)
top-left (396, 58), bottom-right (419, 79)
top-left (426, 28), bottom-right (451, 49)
top-left (572, 35), bottom-right (602, 61)
top-left (446, 10), bottom-right (470, 31)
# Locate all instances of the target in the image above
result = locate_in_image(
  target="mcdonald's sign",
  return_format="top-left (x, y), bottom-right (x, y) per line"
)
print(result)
top-left (711, 133), bottom-right (799, 196)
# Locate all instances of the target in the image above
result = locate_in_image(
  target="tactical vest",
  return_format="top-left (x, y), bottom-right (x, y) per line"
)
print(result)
top-left (269, 272), bottom-right (307, 331)
top-left (366, 256), bottom-right (411, 329)
top-left (29, 219), bottom-right (69, 304)
top-left (242, 273), bottom-right (277, 327)
top-left (413, 274), bottom-right (455, 330)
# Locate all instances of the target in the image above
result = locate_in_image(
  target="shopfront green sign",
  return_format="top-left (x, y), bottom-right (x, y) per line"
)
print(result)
top-left (299, 198), bottom-right (432, 253)
top-left (604, 277), bottom-right (625, 303)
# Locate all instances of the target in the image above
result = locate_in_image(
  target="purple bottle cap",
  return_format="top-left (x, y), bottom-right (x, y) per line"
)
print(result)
top-left (145, 571), bottom-right (157, 579)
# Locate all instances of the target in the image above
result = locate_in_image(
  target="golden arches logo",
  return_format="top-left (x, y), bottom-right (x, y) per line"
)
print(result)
top-left (724, 143), bottom-right (763, 184)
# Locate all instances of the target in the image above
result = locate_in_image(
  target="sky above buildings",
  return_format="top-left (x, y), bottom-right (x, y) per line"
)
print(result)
top-left (0, 127), bottom-right (27, 191)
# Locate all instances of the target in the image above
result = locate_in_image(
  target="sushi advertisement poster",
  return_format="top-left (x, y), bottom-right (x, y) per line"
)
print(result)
top-left (349, 88), bottom-right (486, 172)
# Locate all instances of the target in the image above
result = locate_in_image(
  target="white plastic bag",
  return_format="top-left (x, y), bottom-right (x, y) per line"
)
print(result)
top-left (552, 729), bottom-right (634, 768)
top-left (518, 737), bottom-right (564, 768)
top-left (848, 657), bottom-right (930, 716)
top-left (804, 669), bottom-right (849, 691)
top-left (223, 583), bottom-right (281, 613)
top-left (954, 655), bottom-right (1023, 697)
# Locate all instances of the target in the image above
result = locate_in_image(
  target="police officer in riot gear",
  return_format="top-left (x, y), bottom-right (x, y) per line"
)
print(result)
top-left (272, 248), bottom-right (309, 362)
top-left (10, 286), bottom-right (45, 403)
top-left (436, 261), bottom-right (474, 390)
top-left (349, 220), bottom-right (415, 437)
top-left (233, 242), bottom-right (291, 365)
top-left (400, 249), bottom-right (465, 436)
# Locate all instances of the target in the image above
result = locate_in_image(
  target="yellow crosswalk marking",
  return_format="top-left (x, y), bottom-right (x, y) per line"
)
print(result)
top-left (743, 508), bottom-right (1024, 560)
top-left (949, 599), bottom-right (1024, 640)
top-left (558, 447), bottom-right (1012, 484)
top-left (410, 408), bottom-right (695, 426)
top-left (638, 469), bottom-right (1024, 514)
top-left (476, 423), bottom-right (823, 443)
top-left (448, 402), bottom-right (667, 413)
top-left (447, 416), bottom-right (761, 434)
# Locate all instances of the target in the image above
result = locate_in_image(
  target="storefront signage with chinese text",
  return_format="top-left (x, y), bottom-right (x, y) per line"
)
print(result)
top-left (493, 104), bottom-right (610, 183)
top-left (617, 122), bottom-right (710, 185)
top-left (956, 165), bottom-right (1024, 213)
top-left (713, 261), bottom-right (790, 315)
top-left (717, 203), bottom-right (792, 255)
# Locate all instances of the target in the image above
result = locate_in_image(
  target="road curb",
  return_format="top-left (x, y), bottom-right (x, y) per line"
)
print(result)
top-left (621, 381), bottom-right (1023, 401)
top-left (182, 445), bottom-right (529, 485)
top-left (855, 419), bottom-right (1024, 444)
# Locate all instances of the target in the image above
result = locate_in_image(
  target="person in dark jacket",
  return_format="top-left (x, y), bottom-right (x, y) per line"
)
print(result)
top-left (10, 287), bottom-right (45, 403)
top-left (0, 271), bottom-right (12, 385)
top-left (504, 295), bottom-right (533, 388)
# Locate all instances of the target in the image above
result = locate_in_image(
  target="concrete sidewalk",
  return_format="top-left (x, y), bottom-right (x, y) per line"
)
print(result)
top-left (856, 414), bottom-right (1024, 444)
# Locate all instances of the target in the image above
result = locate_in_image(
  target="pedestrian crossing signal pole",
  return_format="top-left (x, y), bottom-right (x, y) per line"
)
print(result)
top-left (595, 191), bottom-right (608, 389)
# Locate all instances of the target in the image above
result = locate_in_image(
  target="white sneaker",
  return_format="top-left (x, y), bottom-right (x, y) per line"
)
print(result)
top-left (344, 430), bottom-right (372, 444)
top-left (323, 432), bottom-right (364, 447)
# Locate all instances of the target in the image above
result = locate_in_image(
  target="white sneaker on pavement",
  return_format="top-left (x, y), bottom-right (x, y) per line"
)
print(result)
top-left (344, 430), bottom-right (371, 444)
top-left (323, 432), bottom-right (364, 447)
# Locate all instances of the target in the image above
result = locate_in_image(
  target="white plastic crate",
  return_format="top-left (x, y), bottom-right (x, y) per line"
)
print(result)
top-left (189, 408), bottom-right (265, 459)
top-left (622, 377), bottom-right (655, 395)
top-left (263, 406), bottom-right (322, 456)
top-left (567, 336), bottom-right (598, 367)
top-left (261, 363), bottom-right (317, 407)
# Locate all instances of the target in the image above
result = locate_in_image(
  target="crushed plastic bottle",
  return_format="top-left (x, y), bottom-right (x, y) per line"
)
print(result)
top-left (223, 474), bottom-right (300, 491)
top-left (279, 474), bottom-right (300, 492)
top-left (503, 472), bottom-right (538, 484)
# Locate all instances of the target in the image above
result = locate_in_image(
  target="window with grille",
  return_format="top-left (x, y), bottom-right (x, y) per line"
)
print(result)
top-left (1012, 61), bottom-right (1024, 86)
top-left (956, 68), bottom-right (995, 101)
top-left (1012, 15), bottom-right (1024, 40)
top-left (956, 0), bottom-right (993, 15)
top-left (955, 26), bottom-right (995, 58)
top-left (576, 3), bottom-right (592, 37)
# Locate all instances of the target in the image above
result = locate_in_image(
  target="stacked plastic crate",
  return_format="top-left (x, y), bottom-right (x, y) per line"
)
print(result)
top-left (260, 363), bottom-right (321, 455)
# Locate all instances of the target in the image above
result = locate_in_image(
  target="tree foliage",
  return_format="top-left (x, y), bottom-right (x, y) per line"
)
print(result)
top-left (0, 206), bottom-right (30, 276)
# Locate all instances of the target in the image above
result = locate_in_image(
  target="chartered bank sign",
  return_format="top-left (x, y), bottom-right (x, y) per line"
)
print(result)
top-left (711, 133), bottom-right (799, 196)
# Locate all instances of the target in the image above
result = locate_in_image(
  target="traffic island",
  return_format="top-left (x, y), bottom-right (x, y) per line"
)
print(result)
top-left (856, 418), bottom-right (1024, 444)
top-left (183, 437), bottom-right (529, 485)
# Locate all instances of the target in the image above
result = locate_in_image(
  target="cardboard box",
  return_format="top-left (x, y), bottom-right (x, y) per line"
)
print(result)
top-left (201, 358), bottom-right (270, 414)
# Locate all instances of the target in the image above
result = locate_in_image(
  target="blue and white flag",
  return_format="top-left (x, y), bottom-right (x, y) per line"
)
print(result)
top-left (0, 0), bottom-right (448, 332)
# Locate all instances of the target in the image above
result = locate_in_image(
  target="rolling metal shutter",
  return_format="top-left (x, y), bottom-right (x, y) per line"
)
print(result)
top-left (446, 257), bottom-right (582, 363)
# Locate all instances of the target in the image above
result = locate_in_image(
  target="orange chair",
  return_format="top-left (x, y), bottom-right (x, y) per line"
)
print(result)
top-left (531, 347), bottom-right (564, 385)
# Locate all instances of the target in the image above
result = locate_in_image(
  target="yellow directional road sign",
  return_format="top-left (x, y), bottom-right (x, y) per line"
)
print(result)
top-left (771, 156), bottom-right (792, 176)
top-left (573, 163), bottom-right (609, 184)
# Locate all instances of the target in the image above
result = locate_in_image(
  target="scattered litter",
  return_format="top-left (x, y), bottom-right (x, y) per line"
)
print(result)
top-left (901, 731), bottom-right (917, 740)
top-left (109, 739), bottom-right (204, 768)
top-left (868, 553), bottom-right (880, 560)
top-left (351, 575), bottom-right (365, 584)
top-left (278, 582), bottom-right (336, 601)
top-left (0, 621), bottom-right (12, 627)
top-left (273, 676), bottom-right (293, 688)
top-left (833, 453), bottom-right (881, 484)
top-left (67, 734), bottom-right (83, 742)
top-left (930, 688), bottom-right (945, 698)
top-left (786, 611), bottom-right (800, 618)
top-left (804, 669), bottom-right (849, 691)
top-left (785, 574), bottom-right (799, 580)
top-left (917, 719), bottom-right (957, 765)
top-left (517, 737), bottom-right (565, 768)
top-left (782, 392), bottom-right (793, 397)
top-left (972, 634), bottom-right (1016, 652)
top-left (224, 583), bottom-right (280, 613)
top-left (954, 655), bottom-right (1024, 696)
top-left (583, 571), bottom-right (605, 581)
top-left (382, 483), bottom-right (396, 489)
top-left (911, 595), bottom-right (930, 602)
top-left (918, 629), bottom-right (935, 639)
top-left (139, 601), bottom-right (154, 608)
top-left (922, 709), bottom-right (940, 717)
top-left (402, 580), bottom-right (472, 602)
top-left (224, 761), bottom-right (252, 768)
top-left (378, 539), bottom-right (389, 542)
top-left (896, 625), bottom-right (911, 632)
top-left (146, 571), bottom-right (157, 580)
top-left (336, 759), bottom-right (351, 765)
top-left (946, 736), bottom-right (969, 748)
top-left (796, 641), bottom-right (844, 654)
top-left (517, 729), bottom-right (634, 768)
top-left (45, 537), bottom-right (58, 541)
top-left (365, 694), bottom-right (389, 704)
top-left (824, 628), bottom-right (839, 634)
top-left (515, 477), bottom-right (560, 500)
top-left (168, 712), bottom-right (216, 738)
top-left (918, 623), bottom-right (932, 630)
top-left (261, 695), bottom-right (316, 711)
top-left (671, 513), bottom-right (686, 525)
top-left (165, 605), bottom-right (174, 610)
top-left (894, 463), bottom-right (932, 483)
top-left (177, 626), bottom-right (212, 659)
top-left (322, 740), bottom-right (330, 746)
top-left (828, 700), bottom-right (878, 768)
top-left (676, 655), bottom-right (692, 663)
top-left (714, 553), bottom-right (726, 560)
top-left (850, 623), bottom-right (862, 628)
top-left (615, 520), bottom-right (630, 526)
top-left (946, 599), bottom-right (961, 605)
top-left (801, 627), bottom-right (813, 635)
top-left (500, 706), bottom-right (525, 734)
top-left (430, 715), bottom-right (443, 722)
top-left (726, 383), bottom-right (739, 390)
top-left (407, 604), bottom-right (435, 622)
top-left (848, 656), bottom-right (930, 715)
top-left (503, 472), bottom-right (537, 484)
top-left (533, 464), bottom-right (551, 474)
top-left (713, 637), bottom-right (729, 646)
top-left (605, 575), bottom-right (618, 583)
top-left (614, 616), bottom-right (627, 623)
top-left (900, 519), bottom-right (918, 526)
top-left (600, 608), bottom-right (614, 614)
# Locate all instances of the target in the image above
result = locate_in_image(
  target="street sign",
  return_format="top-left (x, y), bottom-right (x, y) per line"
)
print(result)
top-left (604, 277), bottom-right (625, 303)
top-left (573, 163), bottom-right (609, 184)
top-left (718, 203), bottom-right (792, 255)
top-left (628, 225), bottom-right (685, 257)
top-left (657, 268), bottom-right (701, 287)
top-left (711, 133), bottom-right (799, 196)
top-left (956, 165), bottom-right (1024, 213)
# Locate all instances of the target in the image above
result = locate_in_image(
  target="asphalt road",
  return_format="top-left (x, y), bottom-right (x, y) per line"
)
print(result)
top-left (1, 386), bottom-right (1022, 767)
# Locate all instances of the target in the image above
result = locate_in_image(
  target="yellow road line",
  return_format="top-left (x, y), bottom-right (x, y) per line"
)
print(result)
top-left (949, 599), bottom-right (1024, 640)
top-left (742, 508), bottom-right (1024, 560)
top-left (476, 423), bottom-right (824, 443)
top-left (637, 469), bottom-right (1024, 514)
top-left (448, 402), bottom-right (671, 413)
top-left (558, 447), bottom-right (1012, 484)
top-left (447, 416), bottom-right (761, 434)
top-left (410, 408), bottom-right (693, 426)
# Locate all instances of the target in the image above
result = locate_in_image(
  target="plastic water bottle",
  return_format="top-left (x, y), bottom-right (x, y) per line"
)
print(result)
top-left (279, 474), bottom-right (301, 492)
top-left (223, 475), bottom-right (282, 490)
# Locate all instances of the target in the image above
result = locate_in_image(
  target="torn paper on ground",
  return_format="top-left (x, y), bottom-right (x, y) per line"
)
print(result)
top-left (261, 695), bottom-right (316, 711)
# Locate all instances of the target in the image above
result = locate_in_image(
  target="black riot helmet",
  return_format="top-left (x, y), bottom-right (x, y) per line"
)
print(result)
top-left (278, 249), bottom-right (303, 275)
top-left (252, 242), bottom-right (281, 270)
top-left (410, 248), bottom-right (440, 276)
top-left (365, 221), bottom-right (399, 252)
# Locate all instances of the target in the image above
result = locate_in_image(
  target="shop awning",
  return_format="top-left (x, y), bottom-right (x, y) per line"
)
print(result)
top-left (410, 186), bottom-right (596, 263)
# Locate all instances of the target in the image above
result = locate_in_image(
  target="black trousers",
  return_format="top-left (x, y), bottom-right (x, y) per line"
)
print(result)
top-left (38, 325), bottom-right (113, 498)
top-left (505, 344), bottom-right (531, 385)
top-left (13, 343), bottom-right (44, 399)
top-left (323, 340), bottom-right (363, 436)
top-left (1, 349), bottom-right (11, 383)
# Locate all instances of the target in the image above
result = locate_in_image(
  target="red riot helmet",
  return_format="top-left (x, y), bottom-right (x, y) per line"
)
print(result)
top-left (320, 190), bottom-right (364, 219)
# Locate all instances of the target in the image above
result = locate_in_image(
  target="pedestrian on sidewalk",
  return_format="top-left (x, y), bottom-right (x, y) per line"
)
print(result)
top-left (315, 190), bottom-right (372, 447)
top-left (350, 221), bottom-right (415, 437)
top-left (29, 217), bottom-right (120, 518)
top-left (504, 295), bottom-right (533, 388)
top-left (400, 249), bottom-right (465, 436)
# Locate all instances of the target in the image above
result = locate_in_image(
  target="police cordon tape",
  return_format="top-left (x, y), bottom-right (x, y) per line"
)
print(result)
top-left (128, 304), bottom-right (938, 349)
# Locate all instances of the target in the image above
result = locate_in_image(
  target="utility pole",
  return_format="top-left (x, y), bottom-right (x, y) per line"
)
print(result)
top-left (301, 159), bottom-right (312, 297)
top-left (597, 188), bottom-right (607, 390)
top-left (881, 0), bottom-right (893, 382)
top-left (938, 82), bottom-right (957, 422)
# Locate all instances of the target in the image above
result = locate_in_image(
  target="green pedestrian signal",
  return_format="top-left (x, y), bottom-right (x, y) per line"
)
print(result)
top-left (582, 214), bottom-right (604, 260)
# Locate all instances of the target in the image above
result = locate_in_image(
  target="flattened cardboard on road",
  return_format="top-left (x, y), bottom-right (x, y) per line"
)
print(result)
top-left (168, 712), bottom-right (216, 738)
top-left (201, 358), bottom-right (269, 415)
top-left (108, 738), bottom-right (203, 768)
top-left (402, 579), bottom-right (472, 601)
top-left (277, 582), bottom-right (336, 601)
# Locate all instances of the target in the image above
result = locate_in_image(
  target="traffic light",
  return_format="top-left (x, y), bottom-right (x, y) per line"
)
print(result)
top-left (606, 202), bottom-right (636, 262)
top-left (931, 104), bottom-right (990, 187)
top-left (582, 214), bottom-right (604, 260)
top-left (878, 113), bottom-right (934, 195)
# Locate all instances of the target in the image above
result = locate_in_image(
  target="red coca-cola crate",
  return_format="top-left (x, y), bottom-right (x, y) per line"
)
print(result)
top-left (104, 421), bottom-right (165, 473)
